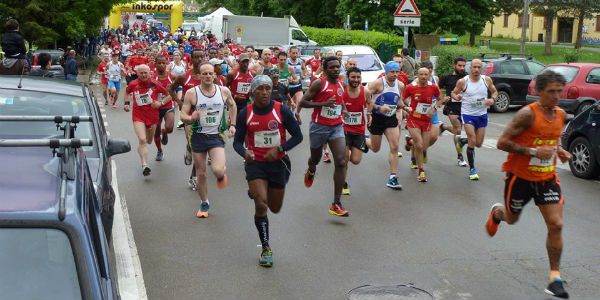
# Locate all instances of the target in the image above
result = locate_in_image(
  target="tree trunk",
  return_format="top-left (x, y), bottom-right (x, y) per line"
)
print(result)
top-left (469, 32), bottom-right (476, 47)
top-left (544, 15), bottom-right (553, 55)
top-left (575, 9), bottom-right (584, 49)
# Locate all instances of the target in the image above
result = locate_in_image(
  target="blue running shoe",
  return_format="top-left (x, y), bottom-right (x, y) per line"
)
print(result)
top-left (155, 152), bottom-right (163, 161)
top-left (259, 247), bottom-right (273, 267)
top-left (469, 168), bottom-right (479, 180)
top-left (196, 201), bottom-right (210, 218)
top-left (386, 176), bottom-right (403, 190)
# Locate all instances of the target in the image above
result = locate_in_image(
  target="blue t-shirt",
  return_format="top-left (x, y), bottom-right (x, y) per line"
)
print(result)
top-left (184, 45), bottom-right (193, 54)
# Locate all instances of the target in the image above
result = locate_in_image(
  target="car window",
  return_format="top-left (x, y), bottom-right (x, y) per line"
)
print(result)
top-left (0, 90), bottom-right (96, 154)
top-left (525, 61), bottom-right (544, 75)
top-left (585, 68), bottom-right (600, 84)
top-left (500, 61), bottom-right (527, 75)
top-left (346, 54), bottom-right (382, 71)
top-left (544, 66), bottom-right (579, 83)
top-left (291, 29), bottom-right (307, 41)
top-left (0, 228), bottom-right (82, 300)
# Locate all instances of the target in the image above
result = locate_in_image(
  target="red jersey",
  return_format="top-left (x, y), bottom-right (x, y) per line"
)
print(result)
top-left (402, 81), bottom-right (441, 122)
top-left (245, 101), bottom-right (287, 162)
top-left (230, 69), bottom-right (254, 100)
top-left (216, 75), bottom-right (226, 86)
top-left (98, 61), bottom-right (108, 84)
top-left (311, 77), bottom-right (345, 126)
top-left (306, 57), bottom-right (321, 75)
top-left (154, 73), bottom-right (174, 109)
top-left (270, 57), bottom-right (278, 65)
top-left (126, 79), bottom-right (168, 126)
top-left (182, 53), bottom-right (192, 65)
top-left (182, 70), bottom-right (203, 97)
top-left (378, 71), bottom-right (409, 85)
top-left (233, 49), bottom-right (244, 57)
top-left (343, 85), bottom-right (367, 134)
top-left (127, 55), bottom-right (149, 75)
top-left (110, 41), bottom-right (120, 51)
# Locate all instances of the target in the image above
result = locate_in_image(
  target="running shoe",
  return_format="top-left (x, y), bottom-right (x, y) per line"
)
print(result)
top-left (184, 145), bottom-right (192, 165)
top-left (295, 112), bottom-right (302, 125)
top-left (188, 177), bottom-right (198, 191)
top-left (259, 247), bottom-right (274, 267)
top-left (323, 152), bottom-right (331, 163)
top-left (304, 169), bottom-right (315, 187)
top-left (410, 157), bottom-right (418, 169)
top-left (177, 120), bottom-right (184, 129)
top-left (216, 174), bottom-right (228, 189)
top-left (404, 136), bottom-right (413, 151)
top-left (458, 157), bottom-right (468, 167)
top-left (418, 170), bottom-right (427, 182)
top-left (485, 203), bottom-right (503, 237)
top-left (161, 132), bottom-right (169, 145)
top-left (342, 182), bottom-right (350, 195)
top-left (439, 121), bottom-right (445, 136)
top-left (469, 168), bottom-right (479, 180)
top-left (155, 152), bottom-right (163, 161)
top-left (196, 201), bottom-right (210, 218)
top-left (329, 203), bottom-right (349, 217)
top-left (142, 165), bottom-right (151, 176)
top-left (386, 176), bottom-right (403, 190)
top-left (360, 141), bottom-right (369, 153)
top-left (545, 278), bottom-right (569, 299)
top-left (397, 151), bottom-right (403, 157)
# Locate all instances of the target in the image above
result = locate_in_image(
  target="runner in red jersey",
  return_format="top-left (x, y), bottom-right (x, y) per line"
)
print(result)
top-left (152, 56), bottom-right (175, 161)
top-left (299, 56), bottom-right (350, 217)
top-left (341, 67), bottom-right (373, 195)
top-left (97, 53), bottom-right (110, 105)
top-left (401, 67), bottom-right (441, 182)
top-left (226, 53), bottom-right (254, 115)
top-left (305, 49), bottom-right (321, 82)
top-left (123, 64), bottom-right (167, 177)
top-left (126, 47), bottom-right (149, 84)
top-left (377, 54), bottom-right (409, 85)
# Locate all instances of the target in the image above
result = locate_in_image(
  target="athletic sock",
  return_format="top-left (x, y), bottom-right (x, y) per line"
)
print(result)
top-left (419, 168), bottom-right (424, 173)
top-left (333, 197), bottom-right (341, 205)
top-left (343, 182), bottom-right (348, 189)
top-left (389, 173), bottom-right (396, 180)
top-left (460, 137), bottom-right (469, 147)
top-left (467, 147), bottom-right (475, 169)
top-left (458, 153), bottom-right (464, 160)
top-left (162, 128), bottom-right (167, 136)
top-left (254, 215), bottom-right (269, 248)
top-left (154, 136), bottom-right (162, 152)
top-left (550, 270), bottom-right (561, 282)
top-left (202, 199), bottom-right (209, 206)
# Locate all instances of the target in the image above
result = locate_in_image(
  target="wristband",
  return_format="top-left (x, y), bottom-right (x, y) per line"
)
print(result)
top-left (277, 145), bottom-right (284, 153)
top-left (230, 124), bottom-right (236, 127)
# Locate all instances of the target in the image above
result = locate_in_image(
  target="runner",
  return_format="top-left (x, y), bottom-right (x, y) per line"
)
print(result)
top-left (299, 56), bottom-right (350, 217)
top-left (226, 53), bottom-right (254, 116)
top-left (152, 55), bottom-right (175, 161)
top-left (251, 48), bottom-right (274, 75)
top-left (451, 59), bottom-right (498, 180)
top-left (439, 56), bottom-right (468, 167)
top-left (179, 62), bottom-right (237, 218)
top-left (233, 75), bottom-right (303, 267)
top-left (305, 48), bottom-right (321, 82)
top-left (486, 70), bottom-right (571, 299)
top-left (342, 67), bottom-right (372, 195)
top-left (377, 54), bottom-right (408, 158)
top-left (268, 68), bottom-right (292, 107)
top-left (275, 51), bottom-right (299, 98)
top-left (125, 47), bottom-right (148, 85)
top-left (402, 67), bottom-right (440, 182)
top-left (106, 52), bottom-right (126, 108)
top-left (366, 61), bottom-right (407, 189)
top-left (287, 46), bottom-right (306, 123)
top-left (97, 53), bottom-right (110, 105)
top-left (123, 64), bottom-right (167, 176)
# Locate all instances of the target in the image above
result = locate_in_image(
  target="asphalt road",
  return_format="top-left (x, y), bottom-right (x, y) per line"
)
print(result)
top-left (94, 80), bottom-right (600, 300)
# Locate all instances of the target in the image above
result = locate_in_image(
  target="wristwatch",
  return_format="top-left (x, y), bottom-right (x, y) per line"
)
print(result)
top-left (277, 146), bottom-right (284, 153)
top-left (529, 147), bottom-right (537, 157)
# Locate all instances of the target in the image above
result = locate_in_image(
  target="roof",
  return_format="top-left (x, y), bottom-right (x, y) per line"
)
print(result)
top-left (0, 75), bottom-right (84, 97)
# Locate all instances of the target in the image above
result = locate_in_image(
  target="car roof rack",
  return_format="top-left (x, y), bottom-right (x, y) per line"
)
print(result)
top-left (0, 115), bottom-right (93, 221)
top-left (479, 52), bottom-right (533, 60)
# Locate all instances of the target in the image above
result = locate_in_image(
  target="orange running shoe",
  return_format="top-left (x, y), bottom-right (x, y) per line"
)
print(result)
top-left (216, 174), bottom-right (228, 189)
top-left (329, 203), bottom-right (349, 217)
top-left (304, 169), bottom-right (315, 187)
top-left (485, 203), bottom-right (503, 237)
top-left (196, 202), bottom-right (210, 218)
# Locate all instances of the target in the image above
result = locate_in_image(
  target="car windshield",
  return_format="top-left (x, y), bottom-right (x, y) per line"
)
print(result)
top-left (545, 65), bottom-right (579, 83)
top-left (0, 228), bottom-right (82, 300)
top-left (301, 48), bottom-right (319, 56)
top-left (0, 89), bottom-right (95, 153)
top-left (345, 54), bottom-right (382, 71)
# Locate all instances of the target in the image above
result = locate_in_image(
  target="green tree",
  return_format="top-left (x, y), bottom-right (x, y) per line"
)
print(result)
top-left (563, 0), bottom-right (600, 49)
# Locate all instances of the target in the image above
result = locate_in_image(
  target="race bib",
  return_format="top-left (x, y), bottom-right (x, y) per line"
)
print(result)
top-left (383, 105), bottom-right (397, 117)
top-left (345, 112), bottom-right (363, 126)
top-left (254, 130), bottom-right (281, 148)
top-left (135, 92), bottom-right (152, 106)
top-left (415, 102), bottom-right (432, 114)
top-left (321, 105), bottom-right (342, 119)
top-left (237, 82), bottom-right (251, 94)
top-left (278, 79), bottom-right (289, 87)
top-left (471, 97), bottom-right (485, 108)
top-left (109, 74), bottom-right (120, 81)
top-left (200, 110), bottom-right (220, 127)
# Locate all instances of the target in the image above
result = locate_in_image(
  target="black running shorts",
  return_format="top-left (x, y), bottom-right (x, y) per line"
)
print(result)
top-left (345, 131), bottom-right (366, 150)
top-left (245, 155), bottom-right (291, 189)
top-left (504, 172), bottom-right (563, 215)
top-left (368, 113), bottom-right (398, 136)
top-left (443, 101), bottom-right (461, 116)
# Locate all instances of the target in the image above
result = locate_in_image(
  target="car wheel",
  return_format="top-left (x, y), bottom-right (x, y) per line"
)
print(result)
top-left (492, 90), bottom-right (510, 113)
top-left (568, 136), bottom-right (599, 179)
top-left (576, 101), bottom-right (594, 116)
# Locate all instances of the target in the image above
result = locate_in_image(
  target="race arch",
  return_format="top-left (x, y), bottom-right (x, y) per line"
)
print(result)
top-left (109, 1), bottom-right (183, 33)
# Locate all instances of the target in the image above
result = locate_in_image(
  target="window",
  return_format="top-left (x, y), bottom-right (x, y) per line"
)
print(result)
top-left (586, 68), bottom-right (600, 84)
top-left (291, 29), bottom-right (307, 42)
top-left (504, 14), bottom-right (509, 27)
top-left (518, 14), bottom-right (529, 28)
top-left (525, 61), bottom-right (544, 75)
top-left (500, 61), bottom-right (527, 75)
top-left (545, 65), bottom-right (579, 83)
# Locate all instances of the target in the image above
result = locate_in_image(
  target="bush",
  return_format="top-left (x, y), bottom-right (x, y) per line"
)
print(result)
top-left (562, 49), bottom-right (582, 63)
top-left (431, 45), bottom-right (491, 75)
top-left (301, 26), bottom-right (403, 51)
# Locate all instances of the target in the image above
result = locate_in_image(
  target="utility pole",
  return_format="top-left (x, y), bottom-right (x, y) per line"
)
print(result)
top-left (520, 0), bottom-right (529, 55)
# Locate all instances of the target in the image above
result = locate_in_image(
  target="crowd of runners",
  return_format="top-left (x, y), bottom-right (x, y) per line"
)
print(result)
top-left (94, 23), bottom-right (572, 298)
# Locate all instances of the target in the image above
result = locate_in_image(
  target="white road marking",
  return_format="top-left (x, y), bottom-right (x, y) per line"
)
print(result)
top-left (111, 161), bottom-right (148, 300)
top-left (104, 121), bottom-right (108, 127)
top-left (102, 114), bottom-right (107, 119)
top-left (488, 121), bottom-right (507, 128)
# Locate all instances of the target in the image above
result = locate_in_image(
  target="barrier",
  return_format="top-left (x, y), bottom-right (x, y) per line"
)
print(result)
top-left (109, 1), bottom-right (183, 33)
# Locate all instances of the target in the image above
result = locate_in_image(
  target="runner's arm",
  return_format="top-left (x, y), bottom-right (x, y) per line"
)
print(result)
top-left (280, 105), bottom-right (303, 151)
top-left (497, 106), bottom-right (535, 156)
top-left (451, 79), bottom-right (465, 101)
top-left (233, 108), bottom-right (248, 158)
top-left (168, 74), bottom-right (186, 103)
top-left (290, 66), bottom-right (299, 84)
top-left (222, 86), bottom-right (238, 128)
top-left (179, 88), bottom-right (196, 124)
top-left (299, 79), bottom-right (324, 108)
top-left (485, 76), bottom-right (498, 105)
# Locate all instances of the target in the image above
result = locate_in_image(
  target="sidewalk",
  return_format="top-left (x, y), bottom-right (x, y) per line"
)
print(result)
top-left (493, 40), bottom-right (600, 53)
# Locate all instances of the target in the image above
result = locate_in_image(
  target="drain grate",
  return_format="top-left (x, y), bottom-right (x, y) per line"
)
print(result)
top-left (347, 284), bottom-right (433, 300)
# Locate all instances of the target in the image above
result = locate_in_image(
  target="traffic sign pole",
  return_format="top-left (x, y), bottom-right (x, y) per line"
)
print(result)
top-left (403, 26), bottom-right (408, 48)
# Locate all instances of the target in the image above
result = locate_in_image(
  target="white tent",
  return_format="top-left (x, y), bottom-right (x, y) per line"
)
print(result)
top-left (199, 7), bottom-right (234, 37)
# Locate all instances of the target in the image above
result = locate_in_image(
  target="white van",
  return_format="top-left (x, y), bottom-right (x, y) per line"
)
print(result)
top-left (320, 45), bottom-right (385, 85)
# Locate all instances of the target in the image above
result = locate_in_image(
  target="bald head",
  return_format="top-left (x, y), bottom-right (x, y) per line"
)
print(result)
top-left (470, 59), bottom-right (483, 76)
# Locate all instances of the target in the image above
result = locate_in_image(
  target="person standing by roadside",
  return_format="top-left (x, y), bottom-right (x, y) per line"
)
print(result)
top-left (29, 53), bottom-right (54, 78)
top-left (401, 48), bottom-right (416, 81)
top-left (65, 50), bottom-right (79, 82)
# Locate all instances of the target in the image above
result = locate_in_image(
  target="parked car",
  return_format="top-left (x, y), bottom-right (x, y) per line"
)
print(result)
top-left (0, 135), bottom-right (120, 299)
top-left (561, 101), bottom-right (600, 179)
top-left (27, 49), bottom-right (66, 79)
top-left (320, 45), bottom-right (385, 85)
top-left (526, 63), bottom-right (600, 115)
top-left (0, 75), bottom-right (130, 240)
top-left (466, 53), bottom-right (545, 113)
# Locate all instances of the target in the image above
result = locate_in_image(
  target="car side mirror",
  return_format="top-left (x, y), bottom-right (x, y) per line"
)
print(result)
top-left (106, 138), bottom-right (131, 157)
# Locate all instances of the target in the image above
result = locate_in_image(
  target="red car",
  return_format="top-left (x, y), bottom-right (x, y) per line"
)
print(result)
top-left (526, 63), bottom-right (600, 115)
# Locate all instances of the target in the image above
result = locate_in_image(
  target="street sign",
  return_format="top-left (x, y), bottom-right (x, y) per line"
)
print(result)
top-left (394, 17), bottom-right (420, 27)
top-left (393, 0), bottom-right (421, 17)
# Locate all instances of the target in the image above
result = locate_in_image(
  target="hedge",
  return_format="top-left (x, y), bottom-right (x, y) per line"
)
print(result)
top-left (431, 45), bottom-right (492, 75)
top-left (301, 26), bottom-right (403, 50)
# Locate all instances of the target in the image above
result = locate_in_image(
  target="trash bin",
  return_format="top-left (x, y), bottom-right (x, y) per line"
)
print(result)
top-left (440, 37), bottom-right (458, 45)
top-left (479, 39), bottom-right (491, 49)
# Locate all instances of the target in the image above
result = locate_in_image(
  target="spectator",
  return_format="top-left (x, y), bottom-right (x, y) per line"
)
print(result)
top-left (29, 52), bottom-right (54, 78)
top-left (401, 48), bottom-right (416, 80)
top-left (65, 50), bottom-right (78, 81)
top-left (1, 19), bottom-right (28, 60)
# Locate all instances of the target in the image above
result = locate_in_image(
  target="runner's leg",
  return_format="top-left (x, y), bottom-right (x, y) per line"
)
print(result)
top-left (328, 137), bottom-right (346, 205)
top-left (192, 151), bottom-right (209, 201)
top-left (133, 122), bottom-right (148, 166)
top-left (407, 127), bottom-right (424, 169)
top-left (383, 126), bottom-right (400, 174)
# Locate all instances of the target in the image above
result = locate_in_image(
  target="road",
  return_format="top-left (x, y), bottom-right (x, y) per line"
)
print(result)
top-left (93, 79), bottom-right (600, 300)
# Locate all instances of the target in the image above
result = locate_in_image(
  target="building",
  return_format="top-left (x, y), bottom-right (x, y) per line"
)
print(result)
top-left (482, 12), bottom-right (600, 45)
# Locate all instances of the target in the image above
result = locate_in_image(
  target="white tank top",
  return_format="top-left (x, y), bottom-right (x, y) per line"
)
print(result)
top-left (461, 75), bottom-right (489, 116)
top-left (107, 61), bottom-right (123, 81)
top-left (371, 78), bottom-right (402, 117)
top-left (194, 85), bottom-right (224, 134)
top-left (170, 61), bottom-right (186, 76)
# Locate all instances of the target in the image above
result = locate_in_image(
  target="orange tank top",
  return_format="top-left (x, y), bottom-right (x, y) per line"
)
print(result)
top-left (501, 102), bottom-right (565, 181)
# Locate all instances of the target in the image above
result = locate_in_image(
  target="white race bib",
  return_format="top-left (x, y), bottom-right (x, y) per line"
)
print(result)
top-left (345, 112), bottom-right (363, 126)
top-left (383, 105), bottom-right (397, 117)
top-left (320, 105), bottom-right (342, 119)
top-left (254, 130), bottom-right (281, 148)
top-left (200, 110), bottom-right (220, 127)
top-left (470, 97), bottom-right (485, 108)
top-left (415, 102), bottom-right (432, 114)
top-left (135, 92), bottom-right (152, 106)
top-left (529, 153), bottom-right (555, 168)
top-left (278, 79), bottom-right (289, 87)
top-left (237, 82), bottom-right (251, 94)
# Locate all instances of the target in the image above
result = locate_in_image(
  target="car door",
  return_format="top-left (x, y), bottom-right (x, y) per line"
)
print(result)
top-left (498, 60), bottom-right (531, 104)
top-left (588, 102), bottom-right (600, 164)
top-left (585, 67), bottom-right (600, 100)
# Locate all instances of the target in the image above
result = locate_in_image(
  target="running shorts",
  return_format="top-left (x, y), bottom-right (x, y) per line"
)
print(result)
top-left (345, 131), bottom-right (366, 150)
top-left (190, 133), bottom-right (225, 153)
top-left (406, 117), bottom-right (432, 132)
top-left (132, 109), bottom-right (159, 128)
top-left (289, 85), bottom-right (303, 95)
top-left (159, 107), bottom-right (175, 120)
top-left (462, 114), bottom-right (488, 129)
top-left (245, 155), bottom-right (291, 189)
top-left (443, 101), bottom-right (461, 116)
top-left (309, 121), bottom-right (344, 149)
top-left (108, 80), bottom-right (121, 92)
top-left (368, 113), bottom-right (398, 136)
top-left (431, 111), bottom-right (439, 125)
top-left (504, 172), bottom-right (563, 215)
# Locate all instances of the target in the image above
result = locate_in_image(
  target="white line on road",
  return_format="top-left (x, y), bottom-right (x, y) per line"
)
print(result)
top-left (104, 121), bottom-right (108, 127)
top-left (111, 159), bottom-right (147, 300)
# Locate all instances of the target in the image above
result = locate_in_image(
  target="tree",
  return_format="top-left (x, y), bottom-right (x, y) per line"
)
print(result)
top-left (563, 0), bottom-right (600, 49)
top-left (530, 0), bottom-right (572, 55)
